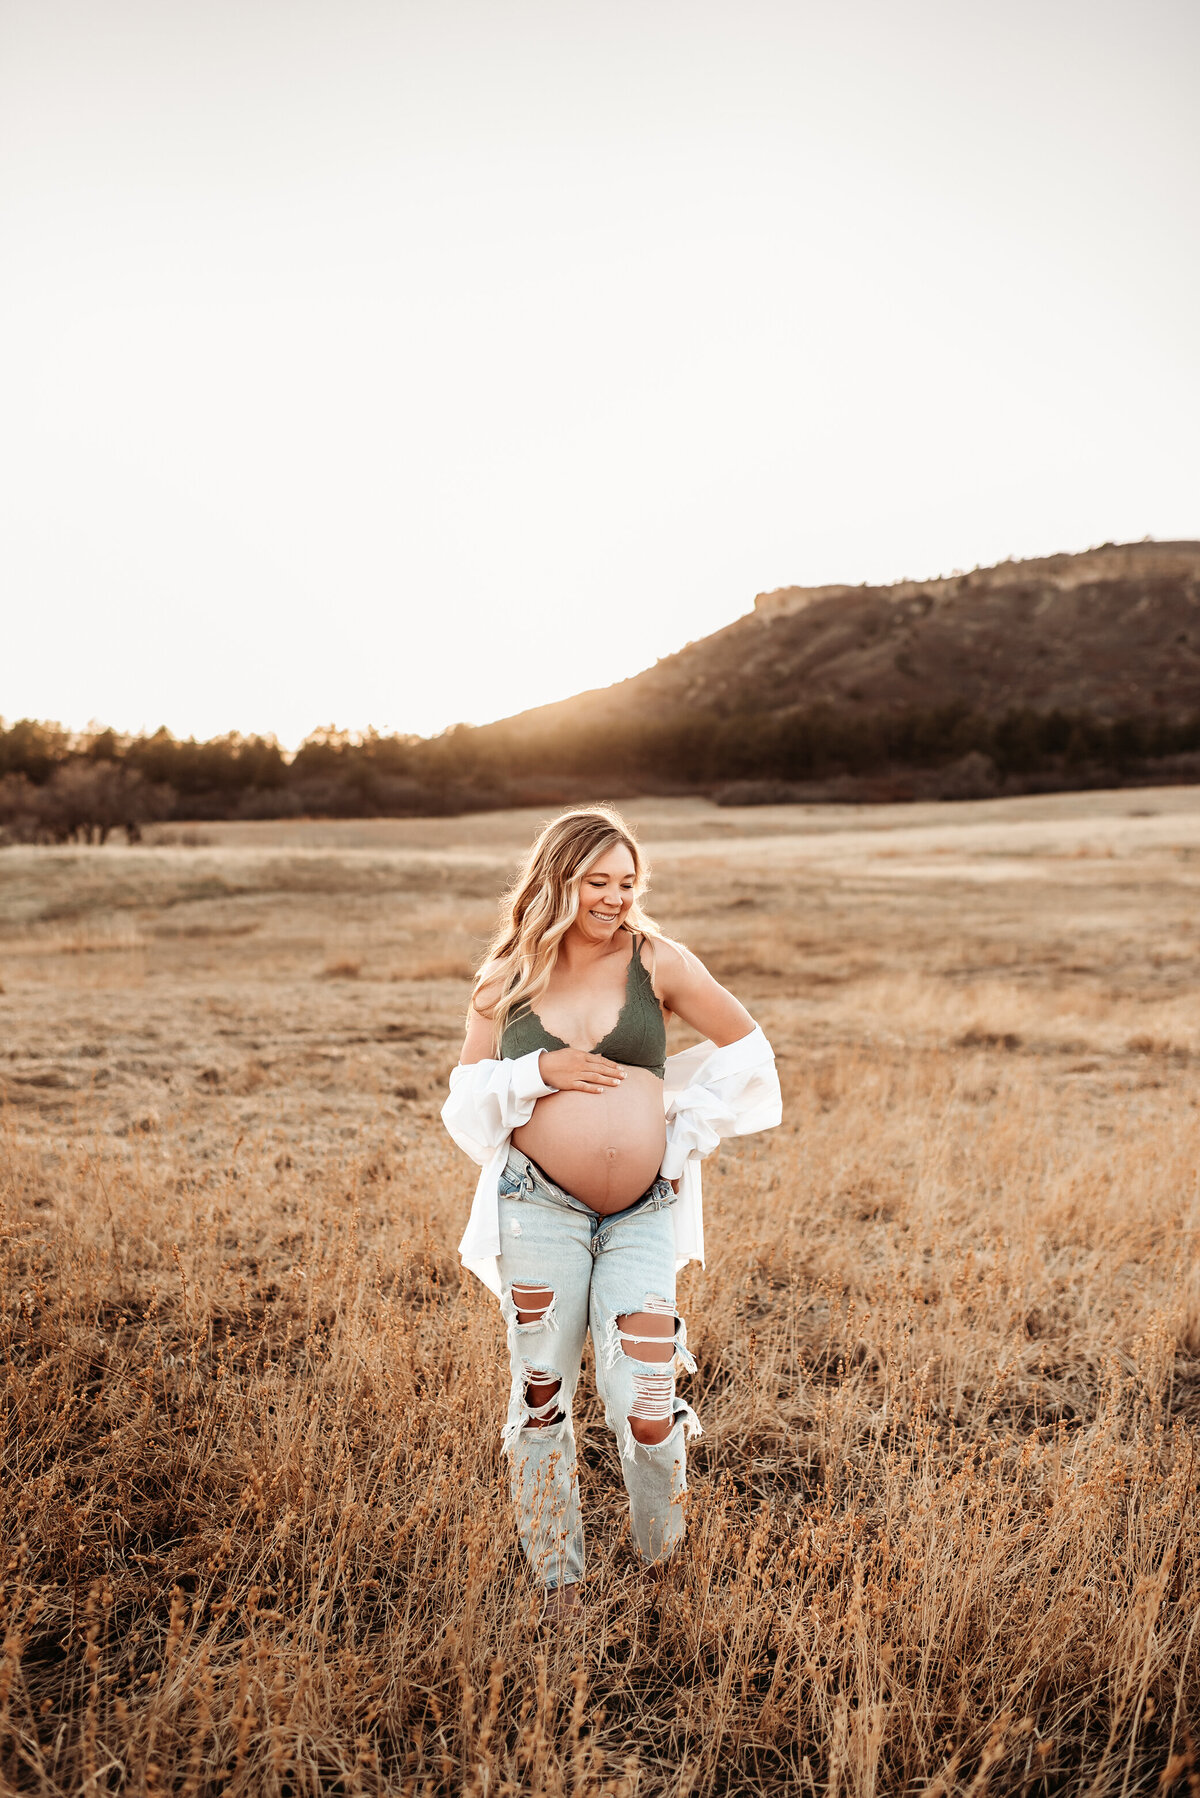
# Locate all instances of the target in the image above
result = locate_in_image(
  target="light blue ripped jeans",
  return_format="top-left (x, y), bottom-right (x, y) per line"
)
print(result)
top-left (497, 1145), bottom-right (701, 1591)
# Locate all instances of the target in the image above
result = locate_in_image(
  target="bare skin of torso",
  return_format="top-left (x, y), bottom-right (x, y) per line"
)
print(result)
top-left (513, 1058), bottom-right (666, 1213)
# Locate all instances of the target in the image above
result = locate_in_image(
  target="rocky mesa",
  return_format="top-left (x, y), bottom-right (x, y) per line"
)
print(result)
top-left (515, 540), bottom-right (1200, 734)
top-left (461, 539), bottom-right (1200, 801)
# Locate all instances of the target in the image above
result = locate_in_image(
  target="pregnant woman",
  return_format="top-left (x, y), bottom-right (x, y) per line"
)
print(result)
top-left (442, 806), bottom-right (781, 1619)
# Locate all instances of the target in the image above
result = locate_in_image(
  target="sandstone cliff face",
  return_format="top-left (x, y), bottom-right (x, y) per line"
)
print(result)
top-left (753, 540), bottom-right (1200, 620)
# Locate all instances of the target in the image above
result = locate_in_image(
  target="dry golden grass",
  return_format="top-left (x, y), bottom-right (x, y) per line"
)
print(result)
top-left (2, 788), bottom-right (1200, 1796)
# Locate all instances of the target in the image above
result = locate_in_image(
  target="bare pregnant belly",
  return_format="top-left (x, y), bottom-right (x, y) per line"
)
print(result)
top-left (511, 1067), bottom-right (667, 1214)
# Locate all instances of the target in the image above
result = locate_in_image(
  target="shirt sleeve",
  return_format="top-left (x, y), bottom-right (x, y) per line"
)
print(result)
top-left (440, 1051), bottom-right (556, 1166)
top-left (660, 1026), bottom-right (782, 1180)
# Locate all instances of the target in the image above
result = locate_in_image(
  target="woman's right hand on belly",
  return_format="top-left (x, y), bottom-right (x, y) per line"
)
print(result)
top-left (538, 1049), bottom-right (626, 1093)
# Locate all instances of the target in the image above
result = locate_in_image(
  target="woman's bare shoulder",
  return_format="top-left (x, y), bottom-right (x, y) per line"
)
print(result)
top-left (637, 932), bottom-right (699, 1001)
top-left (645, 931), bottom-right (754, 1044)
top-left (638, 932), bottom-right (698, 972)
top-left (472, 972), bottom-right (506, 1018)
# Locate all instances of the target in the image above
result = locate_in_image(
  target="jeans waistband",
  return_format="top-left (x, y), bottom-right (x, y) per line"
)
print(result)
top-left (503, 1145), bottom-right (674, 1221)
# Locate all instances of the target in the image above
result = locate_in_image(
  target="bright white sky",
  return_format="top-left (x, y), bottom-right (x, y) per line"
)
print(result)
top-left (3, 0), bottom-right (1198, 747)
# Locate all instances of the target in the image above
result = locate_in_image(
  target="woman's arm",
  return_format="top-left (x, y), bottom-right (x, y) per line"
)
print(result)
top-left (651, 940), bottom-right (755, 1048)
top-left (459, 1005), bottom-right (498, 1066)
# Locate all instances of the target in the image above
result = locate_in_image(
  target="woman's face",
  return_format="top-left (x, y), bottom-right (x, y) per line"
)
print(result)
top-left (573, 841), bottom-right (638, 943)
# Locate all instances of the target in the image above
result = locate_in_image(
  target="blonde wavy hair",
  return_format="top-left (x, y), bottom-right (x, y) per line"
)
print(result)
top-left (472, 805), bottom-right (664, 1049)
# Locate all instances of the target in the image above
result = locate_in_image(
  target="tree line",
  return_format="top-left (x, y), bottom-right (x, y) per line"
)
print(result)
top-left (2, 704), bottom-right (1199, 842)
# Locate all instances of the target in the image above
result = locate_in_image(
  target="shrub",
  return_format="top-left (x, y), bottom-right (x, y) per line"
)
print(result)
top-left (0, 764), bottom-right (170, 843)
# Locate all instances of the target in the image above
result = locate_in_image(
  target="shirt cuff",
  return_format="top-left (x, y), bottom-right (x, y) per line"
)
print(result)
top-left (509, 1048), bottom-right (556, 1104)
top-left (659, 1140), bottom-right (690, 1180)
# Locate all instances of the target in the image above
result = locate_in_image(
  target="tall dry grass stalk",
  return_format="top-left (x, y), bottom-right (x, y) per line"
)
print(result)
top-left (2, 798), bottom-right (1199, 1793)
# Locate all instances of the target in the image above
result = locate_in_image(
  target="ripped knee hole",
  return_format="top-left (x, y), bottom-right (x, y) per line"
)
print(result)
top-left (512, 1284), bottom-right (555, 1327)
top-left (619, 1298), bottom-right (680, 1446)
top-left (615, 1304), bottom-right (677, 1365)
top-left (522, 1365), bottom-right (564, 1429)
top-left (628, 1370), bottom-right (677, 1445)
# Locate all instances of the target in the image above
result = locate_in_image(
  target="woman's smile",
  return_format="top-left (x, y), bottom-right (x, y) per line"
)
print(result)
top-left (573, 844), bottom-right (637, 940)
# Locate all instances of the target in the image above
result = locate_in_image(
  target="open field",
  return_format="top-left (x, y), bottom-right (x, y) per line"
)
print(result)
top-left (2, 787), bottom-right (1199, 1796)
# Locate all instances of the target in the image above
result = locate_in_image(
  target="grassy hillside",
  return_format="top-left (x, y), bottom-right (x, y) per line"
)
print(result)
top-left (463, 540), bottom-right (1200, 799)
top-left (509, 540), bottom-right (1200, 731)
